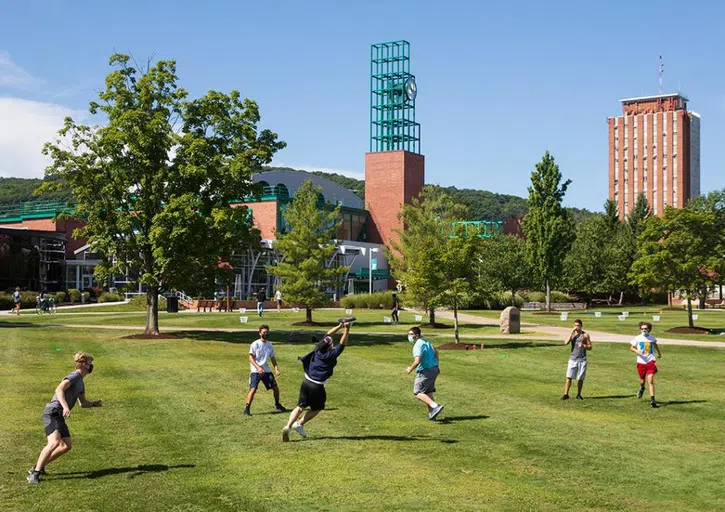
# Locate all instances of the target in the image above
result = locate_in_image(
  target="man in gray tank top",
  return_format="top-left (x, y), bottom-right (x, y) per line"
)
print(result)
top-left (561, 319), bottom-right (592, 400)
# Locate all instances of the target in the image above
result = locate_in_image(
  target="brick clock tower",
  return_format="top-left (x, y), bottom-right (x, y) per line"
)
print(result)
top-left (365, 40), bottom-right (423, 248)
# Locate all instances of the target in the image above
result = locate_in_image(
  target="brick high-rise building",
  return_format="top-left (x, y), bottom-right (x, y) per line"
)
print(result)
top-left (608, 93), bottom-right (700, 217)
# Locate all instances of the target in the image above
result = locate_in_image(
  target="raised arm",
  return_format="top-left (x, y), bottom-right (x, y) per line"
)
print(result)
top-left (339, 323), bottom-right (351, 345)
top-left (326, 323), bottom-right (345, 337)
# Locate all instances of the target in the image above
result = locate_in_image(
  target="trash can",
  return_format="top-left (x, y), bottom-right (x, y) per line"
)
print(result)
top-left (167, 296), bottom-right (179, 313)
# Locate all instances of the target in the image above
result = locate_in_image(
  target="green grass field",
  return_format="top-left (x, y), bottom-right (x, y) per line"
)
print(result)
top-left (463, 307), bottom-right (725, 342)
top-left (1, 322), bottom-right (724, 511)
top-left (3, 308), bottom-right (543, 339)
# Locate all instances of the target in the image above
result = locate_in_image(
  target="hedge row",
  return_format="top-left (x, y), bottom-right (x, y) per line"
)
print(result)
top-left (340, 291), bottom-right (403, 310)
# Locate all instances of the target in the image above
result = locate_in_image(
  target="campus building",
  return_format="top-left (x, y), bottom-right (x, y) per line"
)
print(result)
top-left (608, 93), bottom-right (701, 217)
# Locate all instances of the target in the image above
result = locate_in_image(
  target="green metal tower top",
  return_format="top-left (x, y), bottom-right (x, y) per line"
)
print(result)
top-left (370, 40), bottom-right (420, 153)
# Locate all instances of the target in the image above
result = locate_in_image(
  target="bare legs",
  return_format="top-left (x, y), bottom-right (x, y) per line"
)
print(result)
top-left (34, 432), bottom-right (71, 471)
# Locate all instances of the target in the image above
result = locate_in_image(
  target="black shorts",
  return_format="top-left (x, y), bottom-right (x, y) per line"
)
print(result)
top-left (41, 406), bottom-right (70, 438)
top-left (298, 379), bottom-right (326, 411)
top-left (249, 372), bottom-right (278, 390)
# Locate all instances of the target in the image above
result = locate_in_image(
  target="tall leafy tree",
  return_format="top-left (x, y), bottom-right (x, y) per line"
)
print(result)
top-left (477, 234), bottom-right (532, 306)
top-left (268, 180), bottom-right (348, 324)
top-left (604, 199), bottom-right (620, 230)
top-left (41, 54), bottom-right (285, 335)
top-left (388, 186), bottom-right (467, 326)
top-left (630, 205), bottom-right (723, 327)
top-left (523, 151), bottom-right (574, 311)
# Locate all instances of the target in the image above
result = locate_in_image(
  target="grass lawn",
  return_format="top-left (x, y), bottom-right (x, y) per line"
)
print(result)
top-left (463, 307), bottom-right (725, 342)
top-left (3, 308), bottom-right (543, 339)
top-left (1, 325), bottom-right (724, 511)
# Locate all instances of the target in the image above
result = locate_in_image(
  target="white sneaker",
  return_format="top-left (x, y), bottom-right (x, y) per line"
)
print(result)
top-left (292, 422), bottom-right (307, 438)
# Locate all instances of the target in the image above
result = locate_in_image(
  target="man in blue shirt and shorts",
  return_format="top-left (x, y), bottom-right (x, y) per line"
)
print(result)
top-left (406, 326), bottom-right (444, 420)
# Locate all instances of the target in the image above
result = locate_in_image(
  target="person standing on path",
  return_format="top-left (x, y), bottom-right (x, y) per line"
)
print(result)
top-left (13, 286), bottom-right (21, 315)
top-left (274, 289), bottom-right (282, 312)
top-left (561, 319), bottom-right (592, 400)
top-left (244, 325), bottom-right (288, 416)
top-left (256, 287), bottom-right (267, 317)
top-left (629, 321), bottom-right (663, 408)
top-left (27, 352), bottom-right (103, 484)
top-left (406, 326), bottom-right (444, 420)
top-left (282, 320), bottom-right (352, 441)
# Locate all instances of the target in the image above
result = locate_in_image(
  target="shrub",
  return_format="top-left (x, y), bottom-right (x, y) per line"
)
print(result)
top-left (81, 291), bottom-right (91, 303)
top-left (21, 292), bottom-right (39, 309)
top-left (98, 292), bottom-right (123, 303)
top-left (485, 292), bottom-right (524, 310)
top-left (129, 294), bottom-right (166, 310)
top-left (68, 289), bottom-right (81, 303)
top-left (0, 292), bottom-right (12, 310)
top-left (54, 291), bottom-right (67, 303)
top-left (550, 291), bottom-right (570, 303)
top-left (339, 291), bottom-right (402, 310)
top-left (340, 295), bottom-right (355, 309)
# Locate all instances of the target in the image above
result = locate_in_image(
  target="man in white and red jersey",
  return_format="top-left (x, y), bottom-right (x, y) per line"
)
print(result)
top-left (629, 321), bottom-right (663, 408)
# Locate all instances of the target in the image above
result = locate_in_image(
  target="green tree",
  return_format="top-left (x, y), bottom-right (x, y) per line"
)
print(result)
top-left (564, 214), bottom-right (630, 304)
top-left (523, 151), bottom-right (574, 311)
top-left (41, 54), bottom-right (284, 335)
top-left (388, 186), bottom-right (467, 326)
top-left (267, 180), bottom-right (348, 324)
top-left (477, 234), bottom-right (531, 306)
top-left (630, 205), bottom-right (723, 327)
top-left (604, 199), bottom-right (620, 231)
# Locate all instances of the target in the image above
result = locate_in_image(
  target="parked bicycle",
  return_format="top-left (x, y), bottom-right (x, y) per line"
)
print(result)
top-left (36, 296), bottom-right (56, 315)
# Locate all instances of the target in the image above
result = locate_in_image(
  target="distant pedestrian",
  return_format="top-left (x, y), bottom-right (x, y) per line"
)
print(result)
top-left (275, 289), bottom-right (282, 312)
top-left (27, 352), bottom-right (103, 484)
top-left (406, 327), bottom-right (444, 420)
top-left (561, 319), bottom-right (592, 400)
top-left (256, 287), bottom-right (267, 317)
top-left (13, 286), bottom-right (21, 315)
top-left (244, 325), bottom-right (287, 416)
top-left (282, 320), bottom-right (352, 441)
top-left (391, 293), bottom-right (400, 324)
top-left (629, 321), bottom-right (662, 408)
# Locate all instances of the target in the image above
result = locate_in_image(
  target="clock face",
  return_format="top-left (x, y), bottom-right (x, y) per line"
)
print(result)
top-left (405, 77), bottom-right (417, 101)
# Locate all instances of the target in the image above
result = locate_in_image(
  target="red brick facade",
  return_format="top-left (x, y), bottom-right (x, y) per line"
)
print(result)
top-left (364, 151), bottom-right (425, 248)
top-left (234, 201), bottom-right (278, 240)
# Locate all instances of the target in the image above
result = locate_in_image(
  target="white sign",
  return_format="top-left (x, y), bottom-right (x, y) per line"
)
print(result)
top-left (292, 307), bottom-right (300, 313)
top-left (652, 315), bottom-right (661, 322)
top-left (617, 315), bottom-right (626, 321)
top-left (239, 316), bottom-right (248, 324)
top-left (239, 308), bottom-right (246, 313)
top-left (622, 311), bottom-right (630, 317)
top-left (384, 316), bottom-right (392, 323)
top-left (345, 309), bottom-right (353, 315)
top-left (692, 314), bottom-right (699, 321)
top-left (414, 314), bottom-right (423, 322)
top-left (560, 312), bottom-right (569, 321)
top-left (594, 312), bottom-right (602, 318)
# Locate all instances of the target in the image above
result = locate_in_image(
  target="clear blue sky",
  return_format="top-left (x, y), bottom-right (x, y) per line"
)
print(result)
top-left (1, 0), bottom-right (723, 211)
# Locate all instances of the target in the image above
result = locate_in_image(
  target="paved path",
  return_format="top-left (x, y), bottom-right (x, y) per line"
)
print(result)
top-left (429, 310), bottom-right (725, 349)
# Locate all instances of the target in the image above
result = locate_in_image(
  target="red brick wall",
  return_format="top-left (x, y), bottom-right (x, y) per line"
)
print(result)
top-left (364, 151), bottom-right (425, 248)
top-left (235, 200), bottom-right (278, 240)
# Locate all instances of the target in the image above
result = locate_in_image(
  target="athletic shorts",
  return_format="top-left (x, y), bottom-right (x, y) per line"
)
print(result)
top-left (249, 372), bottom-right (277, 390)
top-left (637, 361), bottom-right (658, 379)
top-left (42, 405), bottom-right (70, 438)
top-left (413, 367), bottom-right (439, 395)
top-left (566, 359), bottom-right (587, 380)
top-left (298, 379), bottom-right (326, 411)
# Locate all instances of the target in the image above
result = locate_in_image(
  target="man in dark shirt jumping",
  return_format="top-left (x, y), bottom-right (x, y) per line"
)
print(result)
top-left (282, 320), bottom-right (351, 441)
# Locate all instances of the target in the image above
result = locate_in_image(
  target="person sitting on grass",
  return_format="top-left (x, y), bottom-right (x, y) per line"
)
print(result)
top-left (282, 320), bottom-right (352, 442)
top-left (406, 326), bottom-right (444, 420)
top-left (27, 352), bottom-right (102, 484)
top-left (244, 325), bottom-right (288, 416)
top-left (629, 321), bottom-right (663, 408)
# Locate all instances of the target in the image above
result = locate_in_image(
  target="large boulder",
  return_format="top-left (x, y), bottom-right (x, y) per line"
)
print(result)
top-left (499, 306), bottom-right (521, 334)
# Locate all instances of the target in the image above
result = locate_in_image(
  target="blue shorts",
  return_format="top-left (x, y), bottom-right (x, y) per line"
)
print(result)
top-left (249, 372), bottom-right (277, 390)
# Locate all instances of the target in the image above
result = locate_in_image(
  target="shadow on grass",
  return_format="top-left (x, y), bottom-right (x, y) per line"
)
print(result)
top-left (658, 400), bottom-right (707, 407)
top-left (51, 463), bottom-right (195, 480)
top-left (586, 395), bottom-right (635, 400)
top-left (254, 407), bottom-right (339, 415)
top-left (437, 414), bottom-right (489, 425)
top-left (305, 435), bottom-right (457, 443)
top-left (0, 321), bottom-right (48, 329)
top-left (174, 330), bottom-right (408, 347)
top-left (483, 342), bottom-right (560, 349)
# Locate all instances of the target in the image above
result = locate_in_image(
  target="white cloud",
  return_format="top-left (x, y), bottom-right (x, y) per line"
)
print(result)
top-left (0, 97), bottom-right (84, 179)
top-left (0, 51), bottom-right (40, 88)
top-left (277, 163), bottom-right (365, 181)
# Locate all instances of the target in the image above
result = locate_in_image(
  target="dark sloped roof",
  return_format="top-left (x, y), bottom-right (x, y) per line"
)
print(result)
top-left (253, 170), bottom-right (363, 209)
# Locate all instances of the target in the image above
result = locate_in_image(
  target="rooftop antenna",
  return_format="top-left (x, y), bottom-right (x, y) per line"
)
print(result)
top-left (658, 55), bottom-right (664, 94)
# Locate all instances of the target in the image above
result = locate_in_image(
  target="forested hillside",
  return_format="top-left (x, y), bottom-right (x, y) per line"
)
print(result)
top-left (3, 169), bottom-right (594, 222)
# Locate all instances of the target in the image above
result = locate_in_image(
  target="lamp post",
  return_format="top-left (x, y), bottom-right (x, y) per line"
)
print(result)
top-left (369, 247), bottom-right (378, 294)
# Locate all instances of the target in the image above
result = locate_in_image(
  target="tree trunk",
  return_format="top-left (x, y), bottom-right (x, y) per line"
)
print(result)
top-left (145, 287), bottom-right (160, 335)
top-left (699, 287), bottom-right (706, 310)
top-left (545, 281), bottom-right (551, 313)
top-left (667, 291), bottom-right (672, 307)
top-left (429, 307), bottom-right (436, 325)
top-left (306, 307), bottom-right (312, 324)
top-left (618, 291), bottom-right (624, 306)
top-left (720, 284), bottom-right (723, 301)
top-left (453, 297), bottom-right (459, 344)
top-left (687, 297), bottom-right (694, 328)
top-left (511, 289), bottom-right (516, 307)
